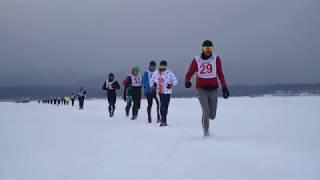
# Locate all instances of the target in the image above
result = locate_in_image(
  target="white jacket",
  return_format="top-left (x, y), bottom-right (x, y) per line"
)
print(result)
top-left (150, 69), bottom-right (178, 94)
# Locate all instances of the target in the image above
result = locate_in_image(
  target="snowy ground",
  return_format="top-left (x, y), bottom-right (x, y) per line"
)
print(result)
top-left (0, 96), bottom-right (320, 179)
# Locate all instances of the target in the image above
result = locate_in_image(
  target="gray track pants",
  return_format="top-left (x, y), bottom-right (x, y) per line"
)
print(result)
top-left (197, 88), bottom-right (218, 133)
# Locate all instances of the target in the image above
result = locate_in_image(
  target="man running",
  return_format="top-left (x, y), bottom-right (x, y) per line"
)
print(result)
top-left (78, 87), bottom-right (88, 110)
top-left (151, 60), bottom-right (178, 127)
top-left (185, 40), bottom-right (229, 137)
top-left (102, 73), bottom-right (120, 117)
top-left (143, 61), bottom-right (160, 123)
top-left (122, 67), bottom-right (142, 120)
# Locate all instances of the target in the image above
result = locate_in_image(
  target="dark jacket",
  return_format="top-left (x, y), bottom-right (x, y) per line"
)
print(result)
top-left (78, 90), bottom-right (87, 99)
top-left (102, 80), bottom-right (120, 97)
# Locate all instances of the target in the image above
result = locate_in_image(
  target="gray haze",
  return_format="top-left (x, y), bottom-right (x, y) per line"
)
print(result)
top-left (1, 0), bottom-right (320, 87)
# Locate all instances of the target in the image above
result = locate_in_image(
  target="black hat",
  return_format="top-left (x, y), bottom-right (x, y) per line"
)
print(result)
top-left (150, 61), bottom-right (156, 66)
top-left (202, 40), bottom-right (213, 47)
top-left (109, 73), bottom-right (114, 77)
top-left (160, 60), bottom-right (167, 66)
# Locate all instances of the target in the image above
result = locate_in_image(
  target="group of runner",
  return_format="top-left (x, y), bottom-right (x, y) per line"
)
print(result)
top-left (39, 40), bottom-right (229, 136)
top-left (102, 40), bottom-right (229, 136)
top-left (39, 88), bottom-right (87, 109)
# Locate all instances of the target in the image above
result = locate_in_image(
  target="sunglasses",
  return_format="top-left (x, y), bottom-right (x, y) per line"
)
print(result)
top-left (159, 65), bottom-right (167, 69)
top-left (202, 46), bottom-right (213, 53)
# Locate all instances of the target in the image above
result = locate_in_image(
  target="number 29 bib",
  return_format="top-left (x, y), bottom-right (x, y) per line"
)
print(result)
top-left (195, 55), bottom-right (217, 79)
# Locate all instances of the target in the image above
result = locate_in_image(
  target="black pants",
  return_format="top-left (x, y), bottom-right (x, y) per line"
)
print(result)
top-left (71, 99), bottom-right (75, 106)
top-left (131, 87), bottom-right (141, 117)
top-left (146, 92), bottom-right (160, 120)
top-left (159, 94), bottom-right (171, 124)
top-left (125, 97), bottom-right (132, 116)
top-left (107, 94), bottom-right (116, 115)
top-left (78, 97), bottom-right (85, 109)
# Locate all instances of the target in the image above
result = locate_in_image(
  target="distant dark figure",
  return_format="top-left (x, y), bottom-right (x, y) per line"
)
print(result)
top-left (54, 98), bottom-right (57, 105)
top-left (62, 97), bottom-right (66, 105)
top-left (64, 96), bottom-right (69, 105)
top-left (70, 93), bottom-right (76, 106)
top-left (102, 73), bottom-right (120, 117)
top-left (78, 87), bottom-right (87, 109)
top-left (50, 99), bottom-right (53, 104)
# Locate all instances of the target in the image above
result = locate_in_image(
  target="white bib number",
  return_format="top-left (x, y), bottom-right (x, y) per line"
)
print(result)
top-left (131, 75), bottom-right (142, 87)
top-left (196, 56), bottom-right (217, 78)
top-left (106, 80), bottom-right (114, 90)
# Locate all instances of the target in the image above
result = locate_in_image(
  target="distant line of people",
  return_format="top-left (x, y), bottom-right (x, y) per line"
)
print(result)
top-left (40, 96), bottom-right (71, 106)
top-left (39, 87), bottom-right (88, 109)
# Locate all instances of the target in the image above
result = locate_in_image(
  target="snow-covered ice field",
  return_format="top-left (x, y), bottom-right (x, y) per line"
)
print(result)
top-left (0, 96), bottom-right (320, 179)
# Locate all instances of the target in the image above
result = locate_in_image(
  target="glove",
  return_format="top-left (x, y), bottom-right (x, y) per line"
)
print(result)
top-left (185, 81), bottom-right (192, 88)
top-left (167, 84), bottom-right (173, 89)
top-left (222, 87), bottom-right (230, 99)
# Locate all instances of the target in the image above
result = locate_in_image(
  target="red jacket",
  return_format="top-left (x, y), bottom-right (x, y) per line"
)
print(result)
top-left (185, 56), bottom-right (227, 89)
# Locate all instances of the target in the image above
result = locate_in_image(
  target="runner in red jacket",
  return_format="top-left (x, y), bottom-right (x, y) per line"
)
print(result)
top-left (185, 40), bottom-right (230, 137)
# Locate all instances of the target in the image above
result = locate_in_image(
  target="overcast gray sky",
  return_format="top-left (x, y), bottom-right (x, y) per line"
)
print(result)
top-left (0, 0), bottom-right (320, 87)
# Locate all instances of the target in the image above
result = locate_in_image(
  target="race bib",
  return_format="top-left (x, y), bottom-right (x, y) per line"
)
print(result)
top-left (131, 75), bottom-right (142, 87)
top-left (195, 56), bottom-right (217, 78)
top-left (106, 80), bottom-right (114, 90)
